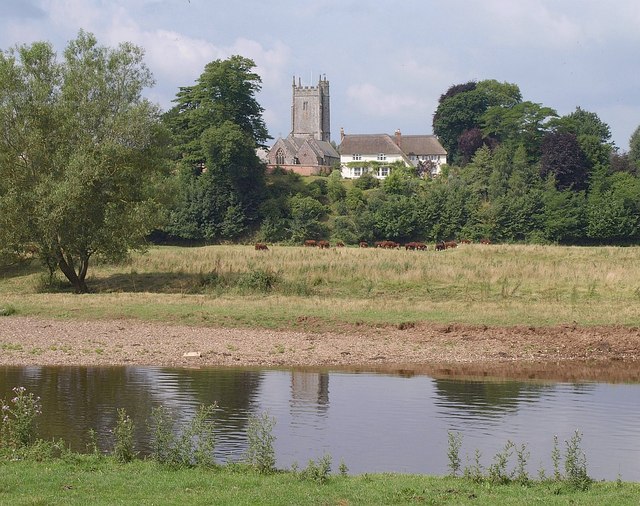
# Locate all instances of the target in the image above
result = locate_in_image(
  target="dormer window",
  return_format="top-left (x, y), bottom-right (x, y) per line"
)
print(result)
top-left (377, 153), bottom-right (386, 161)
top-left (353, 154), bottom-right (362, 161)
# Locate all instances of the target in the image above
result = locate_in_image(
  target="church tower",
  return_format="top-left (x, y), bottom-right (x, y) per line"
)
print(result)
top-left (291, 75), bottom-right (331, 142)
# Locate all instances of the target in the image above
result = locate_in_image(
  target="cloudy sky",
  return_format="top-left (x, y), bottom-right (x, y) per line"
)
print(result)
top-left (1, 0), bottom-right (639, 150)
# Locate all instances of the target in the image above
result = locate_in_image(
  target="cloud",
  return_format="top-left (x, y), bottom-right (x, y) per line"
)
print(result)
top-left (346, 83), bottom-right (429, 119)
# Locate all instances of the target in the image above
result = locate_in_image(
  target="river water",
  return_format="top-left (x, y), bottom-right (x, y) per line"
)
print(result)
top-left (0, 366), bottom-right (638, 481)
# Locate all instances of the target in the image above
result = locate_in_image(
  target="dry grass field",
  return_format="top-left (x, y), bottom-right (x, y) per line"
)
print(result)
top-left (1, 243), bottom-right (639, 329)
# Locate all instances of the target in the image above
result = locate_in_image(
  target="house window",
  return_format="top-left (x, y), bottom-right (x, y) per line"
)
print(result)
top-left (352, 154), bottom-right (362, 161)
top-left (275, 149), bottom-right (285, 165)
top-left (377, 166), bottom-right (390, 178)
top-left (377, 153), bottom-right (386, 161)
top-left (352, 166), bottom-right (364, 177)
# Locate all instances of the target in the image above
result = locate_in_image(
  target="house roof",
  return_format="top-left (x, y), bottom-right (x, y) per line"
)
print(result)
top-left (273, 135), bottom-right (338, 159)
top-left (338, 134), bottom-right (404, 156)
top-left (399, 135), bottom-right (447, 156)
top-left (338, 133), bottom-right (446, 157)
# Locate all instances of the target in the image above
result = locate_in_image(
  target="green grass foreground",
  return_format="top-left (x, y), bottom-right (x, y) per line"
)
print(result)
top-left (2, 243), bottom-right (640, 328)
top-left (1, 457), bottom-right (639, 506)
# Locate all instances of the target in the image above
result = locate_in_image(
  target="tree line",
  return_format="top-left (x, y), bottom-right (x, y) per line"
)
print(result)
top-left (1, 32), bottom-right (640, 291)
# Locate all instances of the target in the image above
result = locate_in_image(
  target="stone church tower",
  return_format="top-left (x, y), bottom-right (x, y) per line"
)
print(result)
top-left (291, 75), bottom-right (331, 142)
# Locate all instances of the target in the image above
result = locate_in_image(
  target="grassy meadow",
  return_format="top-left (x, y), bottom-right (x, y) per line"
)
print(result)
top-left (1, 243), bottom-right (640, 329)
top-left (2, 458), bottom-right (640, 506)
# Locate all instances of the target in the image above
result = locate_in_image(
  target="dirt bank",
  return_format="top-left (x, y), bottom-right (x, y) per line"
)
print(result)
top-left (1, 317), bottom-right (639, 381)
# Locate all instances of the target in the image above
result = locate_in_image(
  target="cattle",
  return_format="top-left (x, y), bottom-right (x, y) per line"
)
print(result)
top-left (459, 239), bottom-right (472, 244)
top-left (435, 241), bottom-right (446, 251)
top-left (335, 241), bottom-right (345, 248)
top-left (359, 241), bottom-right (369, 248)
top-left (317, 240), bottom-right (330, 249)
top-left (444, 241), bottom-right (458, 249)
top-left (304, 240), bottom-right (317, 247)
top-left (254, 243), bottom-right (269, 251)
top-left (378, 240), bottom-right (400, 249)
top-left (405, 242), bottom-right (427, 251)
top-left (480, 238), bottom-right (492, 245)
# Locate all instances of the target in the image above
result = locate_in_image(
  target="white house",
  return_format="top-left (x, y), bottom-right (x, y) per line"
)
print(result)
top-left (338, 129), bottom-right (447, 179)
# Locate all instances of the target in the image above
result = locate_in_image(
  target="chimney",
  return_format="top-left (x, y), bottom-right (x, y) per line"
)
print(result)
top-left (394, 129), bottom-right (401, 148)
top-left (340, 127), bottom-right (345, 142)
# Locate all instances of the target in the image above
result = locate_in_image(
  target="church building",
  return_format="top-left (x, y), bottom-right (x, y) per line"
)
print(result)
top-left (267, 76), bottom-right (340, 175)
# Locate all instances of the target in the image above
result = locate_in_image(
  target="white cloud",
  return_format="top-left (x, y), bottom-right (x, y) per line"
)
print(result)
top-left (346, 83), bottom-right (429, 119)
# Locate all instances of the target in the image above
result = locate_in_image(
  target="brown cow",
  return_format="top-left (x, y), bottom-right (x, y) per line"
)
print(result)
top-left (435, 241), bottom-right (446, 251)
top-left (405, 242), bottom-right (418, 250)
top-left (304, 240), bottom-right (317, 247)
top-left (444, 241), bottom-right (458, 249)
top-left (317, 240), bottom-right (330, 249)
top-left (459, 239), bottom-right (471, 244)
top-left (480, 238), bottom-right (492, 245)
top-left (254, 243), bottom-right (269, 251)
top-left (359, 241), bottom-right (369, 248)
top-left (335, 241), bottom-right (345, 248)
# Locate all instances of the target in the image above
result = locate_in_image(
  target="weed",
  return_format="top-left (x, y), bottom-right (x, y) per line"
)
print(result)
top-left (463, 449), bottom-right (484, 482)
top-left (564, 430), bottom-right (591, 490)
top-left (514, 442), bottom-right (530, 484)
top-left (1, 343), bottom-right (23, 352)
top-left (86, 429), bottom-right (101, 457)
top-left (245, 411), bottom-right (276, 474)
top-left (447, 431), bottom-right (463, 477)
top-left (0, 386), bottom-right (42, 451)
top-left (488, 441), bottom-right (514, 484)
top-left (0, 305), bottom-right (16, 316)
top-left (551, 434), bottom-right (561, 481)
top-left (113, 408), bottom-right (136, 463)
top-left (338, 459), bottom-right (349, 476)
top-left (299, 454), bottom-right (332, 484)
top-left (237, 268), bottom-right (280, 293)
top-left (148, 404), bottom-right (216, 468)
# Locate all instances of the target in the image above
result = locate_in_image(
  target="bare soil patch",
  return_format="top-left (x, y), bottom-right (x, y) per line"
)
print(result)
top-left (1, 317), bottom-right (639, 381)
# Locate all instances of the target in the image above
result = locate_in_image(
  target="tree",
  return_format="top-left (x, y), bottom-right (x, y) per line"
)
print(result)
top-left (164, 56), bottom-right (268, 240)
top-left (165, 55), bottom-right (270, 166)
top-left (540, 132), bottom-right (590, 191)
top-left (629, 125), bottom-right (640, 168)
top-left (0, 32), bottom-right (168, 292)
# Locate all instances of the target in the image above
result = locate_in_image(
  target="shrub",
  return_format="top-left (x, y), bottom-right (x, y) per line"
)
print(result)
top-left (245, 411), bottom-right (276, 474)
top-left (237, 269), bottom-right (280, 293)
top-left (148, 404), bottom-right (216, 468)
top-left (113, 408), bottom-right (136, 463)
top-left (0, 386), bottom-right (42, 451)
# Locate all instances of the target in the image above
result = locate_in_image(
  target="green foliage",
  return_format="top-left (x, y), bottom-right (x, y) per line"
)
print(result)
top-left (564, 430), bottom-right (591, 490)
top-left (352, 171), bottom-right (379, 190)
top-left (164, 56), bottom-right (268, 242)
top-left (0, 304), bottom-right (17, 316)
top-left (628, 124), bottom-right (640, 170)
top-left (113, 408), bottom-right (136, 463)
top-left (447, 431), bottom-right (463, 477)
top-left (245, 412), bottom-right (276, 474)
top-left (0, 31), bottom-right (169, 293)
top-left (288, 194), bottom-right (328, 242)
top-left (148, 404), bottom-right (216, 468)
top-left (237, 269), bottom-right (280, 293)
top-left (0, 387), bottom-right (42, 451)
top-left (296, 454), bottom-right (333, 484)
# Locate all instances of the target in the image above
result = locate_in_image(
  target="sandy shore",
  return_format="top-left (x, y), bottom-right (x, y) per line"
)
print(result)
top-left (1, 316), bottom-right (639, 381)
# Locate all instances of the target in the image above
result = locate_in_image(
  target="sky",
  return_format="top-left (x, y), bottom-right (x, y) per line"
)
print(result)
top-left (1, 0), bottom-right (639, 151)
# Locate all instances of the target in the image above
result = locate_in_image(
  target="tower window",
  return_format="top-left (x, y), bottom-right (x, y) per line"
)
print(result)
top-left (275, 149), bottom-right (285, 165)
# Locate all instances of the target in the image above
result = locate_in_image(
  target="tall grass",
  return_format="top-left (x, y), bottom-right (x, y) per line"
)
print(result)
top-left (2, 244), bottom-right (640, 327)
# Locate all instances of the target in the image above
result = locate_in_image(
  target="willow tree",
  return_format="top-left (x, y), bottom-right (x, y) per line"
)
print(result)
top-left (0, 31), bottom-right (169, 292)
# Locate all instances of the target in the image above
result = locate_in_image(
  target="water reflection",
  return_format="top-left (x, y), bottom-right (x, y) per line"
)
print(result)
top-left (0, 366), bottom-right (638, 481)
